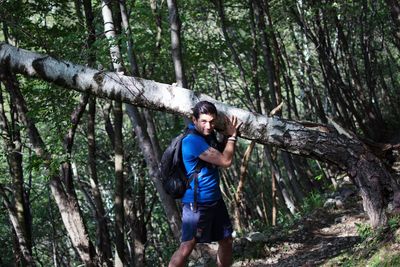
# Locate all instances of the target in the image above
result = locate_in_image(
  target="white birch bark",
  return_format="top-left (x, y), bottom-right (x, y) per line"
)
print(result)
top-left (100, 2), bottom-right (125, 266)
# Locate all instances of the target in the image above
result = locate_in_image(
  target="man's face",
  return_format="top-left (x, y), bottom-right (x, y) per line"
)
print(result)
top-left (193, 113), bottom-right (216, 136)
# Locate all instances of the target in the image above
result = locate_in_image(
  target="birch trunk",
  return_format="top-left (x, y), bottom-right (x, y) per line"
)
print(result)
top-left (101, 1), bottom-right (125, 265)
top-left (0, 42), bottom-right (398, 227)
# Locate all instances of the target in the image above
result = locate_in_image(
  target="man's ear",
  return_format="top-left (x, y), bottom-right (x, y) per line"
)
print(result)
top-left (192, 116), bottom-right (197, 123)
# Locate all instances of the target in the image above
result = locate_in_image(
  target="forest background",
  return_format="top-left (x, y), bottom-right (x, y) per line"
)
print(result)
top-left (0, 0), bottom-right (400, 266)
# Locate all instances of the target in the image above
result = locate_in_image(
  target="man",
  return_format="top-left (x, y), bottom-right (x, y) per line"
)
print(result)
top-left (169, 101), bottom-right (241, 267)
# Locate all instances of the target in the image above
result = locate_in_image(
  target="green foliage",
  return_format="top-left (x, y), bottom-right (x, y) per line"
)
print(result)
top-left (369, 250), bottom-right (400, 267)
top-left (388, 214), bottom-right (400, 231)
top-left (301, 191), bottom-right (324, 213)
top-left (334, 216), bottom-right (400, 267)
top-left (355, 222), bottom-right (373, 241)
top-left (314, 173), bottom-right (324, 181)
top-left (276, 211), bottom-right (301, 232)
top-left (0, 211), bottom-right (13, 266)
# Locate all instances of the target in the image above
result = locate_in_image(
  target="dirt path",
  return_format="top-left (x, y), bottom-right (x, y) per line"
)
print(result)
top-left (232, 197), bottom-right (367, 266)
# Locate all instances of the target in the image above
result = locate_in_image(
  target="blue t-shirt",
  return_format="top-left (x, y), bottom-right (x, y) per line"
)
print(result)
top-left (181, 124), bottom-right (221, 203)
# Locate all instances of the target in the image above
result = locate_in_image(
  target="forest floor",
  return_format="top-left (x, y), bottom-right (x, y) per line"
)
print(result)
top-left (231, 193), bottom-right (368, 266)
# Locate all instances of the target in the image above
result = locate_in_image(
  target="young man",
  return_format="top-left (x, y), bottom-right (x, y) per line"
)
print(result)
top-left (168, 101), bottom-right (241, 267)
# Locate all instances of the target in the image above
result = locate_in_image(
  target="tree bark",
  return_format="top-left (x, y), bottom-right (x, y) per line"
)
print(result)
top-left (82, 0), bottom-right (113, 264)
top-left (1, 43), bottom-right (398, 227)
top-left (166, 0), bottom-right (187, 88)
top-left (385, 0), bottom-right (400, 51)
top-left (0, 185), bottom-right (35, 266)
top-left (87, 96), bottom-right (113, 267)
top-left (234, 141), bottom-right (255, 231)
top-left (101, 1), bottom-right (125, 265)
top-left (125, 105), bottom-right (182, 240)
top-left (148, 0), bottom-right (164, 78)
top-left (0, 81), bottom-right (33, 266)
top-left (119, 0), bottom-right (140, 77)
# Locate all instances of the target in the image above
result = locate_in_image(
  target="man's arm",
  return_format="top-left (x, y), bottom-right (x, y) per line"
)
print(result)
top-left (199, 141), bottom-right (236, 168)
top-left (199, 116), bottom-right (241, 168)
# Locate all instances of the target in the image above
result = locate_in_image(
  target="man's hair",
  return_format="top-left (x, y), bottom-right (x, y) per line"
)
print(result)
top-left (192, 101), bottom-right (217, 119)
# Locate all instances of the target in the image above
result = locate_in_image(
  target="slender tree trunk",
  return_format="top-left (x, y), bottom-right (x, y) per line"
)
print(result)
top-left (264, 146), bottom-right (297, 215)
top-left (0, 84), bottom-right (34, 266)
top-left (253, 0), bottom-right (278, 108)
top-left (385, 0), bottom-right (400, 51)
top-left (119, 0), bottom-right (140, 77)
top-left (101, 0), bottom-right (124, 73)
top-left (234, 141), bottom-right (255, 231)
top-left (166, 0), bottom-right (187, 88)
top-left (125, 105), bottom-right (182, 240)
top-left (82, 0), bottom-right (113, 265)
top-left (101, 1), bottom-right (126, 265)
top-left (119, 2), bottom-right (150, 263)
top-left (88, 96), bottom-right (113, 266)
top-left (148, 0), bottom-right (164, 78)
top-left (248, 0), bottom-right (262, 113)
top-left (281, 151), bottom-right (305, 203)
top-left (0, 186), bottom-right (35, 266)
top-left (113, 100), bottom-right (125, 266)
top-left (82, 0), bottom-right (96, 66)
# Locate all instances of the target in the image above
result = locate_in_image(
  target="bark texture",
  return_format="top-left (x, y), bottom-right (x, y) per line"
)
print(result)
top-left (0, 43), bottom-right (398, 227)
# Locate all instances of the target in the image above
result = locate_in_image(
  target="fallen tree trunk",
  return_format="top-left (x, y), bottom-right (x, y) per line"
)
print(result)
top-left (0, 42), bottom-right (398, 227)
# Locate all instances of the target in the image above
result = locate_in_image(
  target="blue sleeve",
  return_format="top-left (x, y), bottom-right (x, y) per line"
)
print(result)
top-left (182, 134), bottom-right (209, 159)
top-left (182, 134), bottom-right (209, 175)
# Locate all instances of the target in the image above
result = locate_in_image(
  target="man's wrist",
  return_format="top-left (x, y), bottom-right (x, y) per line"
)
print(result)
top-left (227, 136), bottom-right (237, 142)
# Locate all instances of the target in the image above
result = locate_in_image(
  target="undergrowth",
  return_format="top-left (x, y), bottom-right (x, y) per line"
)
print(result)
top-left (326, 214), bottom-right (400, 267)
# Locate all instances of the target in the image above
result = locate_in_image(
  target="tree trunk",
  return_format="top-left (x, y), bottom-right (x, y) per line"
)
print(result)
top-left (1, 43), bottom-right (398, 227)
top-left (125, 105), bottom-right (182, 240)
top-left (0, 82), bottom-right (34, 266)
top-left (119, 0), bottom-right (140, 77)
top-left (113, 101), bottom-right (125, 266)
top-left (82, 0), bottom-right (113, 264)
top-left (264, 145), bottom-right (297, 215)
top-left (0, 186), bottom-right (35, 266)
top-left (281, 151), bottom-right (305, 203)
top-left (385, 0), bottom-right (400, 51)
top-left (234, 141), bottom-right (255, 231)
top-left (166, 0), bottom-right (187, 88)
top-left (148, 0), bottom-right (164, 78)
top-left (101, 0), bottom-right (126, 264)
top-left (87, 96), bottom-right (113, 267)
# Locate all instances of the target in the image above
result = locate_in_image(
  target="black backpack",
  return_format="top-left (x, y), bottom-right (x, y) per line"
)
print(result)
top-left (160, 128), bottom-right (202, 199)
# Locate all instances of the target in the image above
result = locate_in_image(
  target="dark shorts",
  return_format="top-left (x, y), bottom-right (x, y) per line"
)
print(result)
top-left (181, 198), bottom-right (233, 243)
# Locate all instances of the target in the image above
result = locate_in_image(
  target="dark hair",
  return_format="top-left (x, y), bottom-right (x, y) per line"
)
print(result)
top-left (192, 101), bottom-right (217, 119)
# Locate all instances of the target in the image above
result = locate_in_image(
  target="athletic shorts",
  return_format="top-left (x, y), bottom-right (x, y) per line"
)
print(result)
top-left (181, 198), bottom-right (233, 243)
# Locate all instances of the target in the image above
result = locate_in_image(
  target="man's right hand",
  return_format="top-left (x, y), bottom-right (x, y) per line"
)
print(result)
top-left (223, 115), bottom-right (242, 137)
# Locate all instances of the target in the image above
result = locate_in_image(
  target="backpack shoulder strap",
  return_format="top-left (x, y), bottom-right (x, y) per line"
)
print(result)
top-left (183, 127), bottom-right (208, 211)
